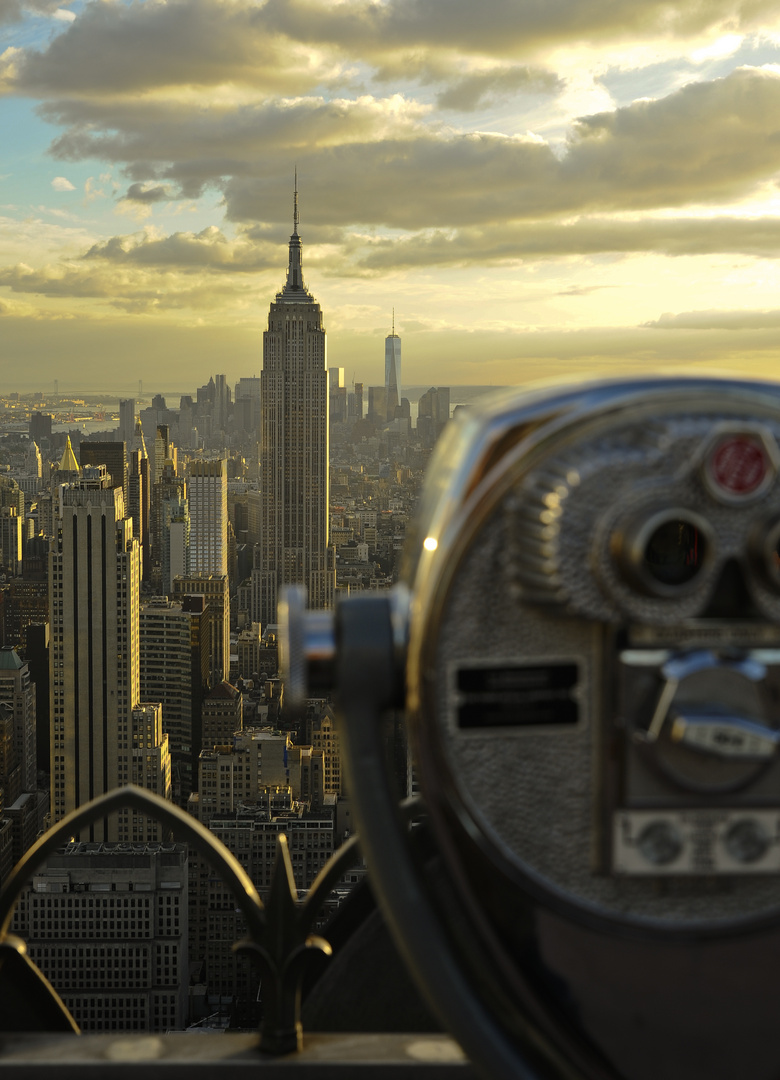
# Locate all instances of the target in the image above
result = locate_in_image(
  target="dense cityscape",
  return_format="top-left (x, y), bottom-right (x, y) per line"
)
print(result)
top-left (0, 198), bottom-right (456, 1031)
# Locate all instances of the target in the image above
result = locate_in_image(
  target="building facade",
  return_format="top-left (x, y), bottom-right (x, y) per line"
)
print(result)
top-left (128, 419), bottom-right (150, 580)
top-left (50, 485), bottom-right (139, 838)
top-left (118, 398), bottom-right (136, 446)
top-left (201, 681), bottom-right (243, 750)
top-left (129, 703), bottom-right (171, 842)
top-left (252, 185), bottom-right (335, 627)
top-left (172, 572), bottom-right (229, 686)
top-left (50, 483), bottom-right (169, 840)
top-left (140, 595), bottom-right (209, 806)
top-left (0, 646), bottom-right (36, 797)
top-left (79, 441), bottom-right (128, 513)
top-left (15, 841), bottom-right (188, 1032)
top-left (187, 459), bottom-right (227, 577)
top-left (200, 797), bottom-right (335, 1021)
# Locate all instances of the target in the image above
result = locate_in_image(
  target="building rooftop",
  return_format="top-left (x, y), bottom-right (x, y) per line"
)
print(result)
top-left (58, 434), bottom-right (79, 473)
top-left (0, 647), bottom-right (23, 670)
top-left (207, 680), bottom-right (240, 701)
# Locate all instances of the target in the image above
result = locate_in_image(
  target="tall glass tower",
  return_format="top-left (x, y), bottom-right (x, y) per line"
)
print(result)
top-left (253, 180), bottom-right (335, 627)
top-left (385, 312), bottom-right (402, 420)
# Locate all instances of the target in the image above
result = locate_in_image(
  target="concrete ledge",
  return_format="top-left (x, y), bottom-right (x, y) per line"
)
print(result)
top-left (0, 1032), bottom-right (476, 1078)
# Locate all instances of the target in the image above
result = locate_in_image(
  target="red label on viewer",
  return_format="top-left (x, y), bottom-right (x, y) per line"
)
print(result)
top-left (709, 436), bottom-right (768, 495)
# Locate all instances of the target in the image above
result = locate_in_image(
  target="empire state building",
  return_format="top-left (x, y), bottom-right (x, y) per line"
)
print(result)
top-left (253, 184), bottom-right (335, 627)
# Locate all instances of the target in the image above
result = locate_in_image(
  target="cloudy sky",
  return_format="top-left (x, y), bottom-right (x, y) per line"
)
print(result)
top-left (4, 0), bottom-right (780, 394)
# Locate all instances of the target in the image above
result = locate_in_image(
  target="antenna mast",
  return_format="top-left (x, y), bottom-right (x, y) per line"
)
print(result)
top-left (293, 167), bottom-right (299, 234)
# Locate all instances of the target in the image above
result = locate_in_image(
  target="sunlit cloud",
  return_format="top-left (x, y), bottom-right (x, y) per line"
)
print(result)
top-left (0, 256), bottom-right (261, 313)
top-left (84, 175), bottom-right (108, 203)
top-left (646, 308), bottom-right (780, 329)
top-left (83, 224), bottom-right (280, 271)
top-left (690, 34), bottom-right (744, 63)
top-left (0, 0), bottom-right (75, 26)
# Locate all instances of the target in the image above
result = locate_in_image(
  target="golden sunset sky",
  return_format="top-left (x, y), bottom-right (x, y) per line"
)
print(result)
top-left (4, 0), bottom-right (780, 393)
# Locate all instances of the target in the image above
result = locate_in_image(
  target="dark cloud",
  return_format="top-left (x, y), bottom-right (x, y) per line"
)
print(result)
top-left (260, 0), bottom-right (778, 58)
top-left (563, 67), bottom-right (780, 209)
top-left (25, 68), bottom-right (780, 241)
top-left (5, 0), bottom-right (774, 105)
top-left (40, 95), bottom-right (427, 195)
top-left (435, 67), bottom-right (561, 111)
top-left (352, 214), bottom-right (780, 270)
top-left (61, 212), bottom-right (780, 285)
top-left (0, 1), bottom-right (25, 24)
top-left (3, 0), bottom-right (319, 95)
top-left (120, 182), bottom-right (171, 204)
top-left (220, 69), bottom-right (780, 226)
top-left (221, 135), bottom-right (562, 228)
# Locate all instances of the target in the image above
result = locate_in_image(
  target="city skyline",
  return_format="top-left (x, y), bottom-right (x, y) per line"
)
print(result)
top-left (5, 2), bottom-right (780, 391)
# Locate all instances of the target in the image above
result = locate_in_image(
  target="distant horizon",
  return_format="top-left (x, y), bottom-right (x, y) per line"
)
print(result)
top-left (2, 383), bottom-right (512, 403)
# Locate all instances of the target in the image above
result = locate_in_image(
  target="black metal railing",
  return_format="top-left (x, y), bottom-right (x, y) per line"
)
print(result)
top-left (0, 784), bottom-right (363, 1054)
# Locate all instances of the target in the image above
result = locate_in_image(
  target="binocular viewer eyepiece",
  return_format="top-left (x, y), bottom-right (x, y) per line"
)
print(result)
top-left (282, 377), bottom-right (780, 1080)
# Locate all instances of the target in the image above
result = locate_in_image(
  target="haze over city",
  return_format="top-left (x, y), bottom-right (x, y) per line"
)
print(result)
top-left (5, 0), bottom-right (780, 392)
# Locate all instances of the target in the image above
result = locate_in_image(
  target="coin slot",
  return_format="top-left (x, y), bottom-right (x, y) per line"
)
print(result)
top-left (456, 663), bottom-right (578, 728)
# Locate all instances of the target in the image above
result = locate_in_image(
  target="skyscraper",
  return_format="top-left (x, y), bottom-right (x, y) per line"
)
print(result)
top-left (0, 507), bottom-right (22, 577)
top-left (50, 483), bottom-right (138, 837)
top-left (187, 459), bottom-right (227, 577)
top-left (140, 595), bottom-right (209, 806)
top-left (128, 419), bottom-right (150, 580)
top-left (385, 314), bottom-right (401, 420)
top-left (252, 181), bottom-right (335, 627)
top-left (213, 374), bottom-right (230, 431)
top-left (162, 490), bottom-right (190, 596)
top-left (79, 440), bottom-right (128, 512)
top-left (329, 368), bottom-right (347, 424)
top-left (50, 481), bottom-right (169, 840)
top-left (367, 386), bottom-right (389, 428)
top-left (29, 411), bottom-right (52, 447)
top-left (0, 647), bottom-right (36, 798)
top-left (172, 572), bottom-right (228, 686)
top-left (118, 398), bottom-right (136, 446)
top-left (235, 376), bottom-right (261, 438)
top-left (417, 386), bottom-right (451, 446)
top-left (149, 425), bottom-right (176, 570)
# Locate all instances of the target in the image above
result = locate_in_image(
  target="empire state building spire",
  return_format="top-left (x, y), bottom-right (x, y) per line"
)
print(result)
top-left (279, 170), bottom-right (311, 300)
top-left (293, 167), bottom-right (299, 234)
